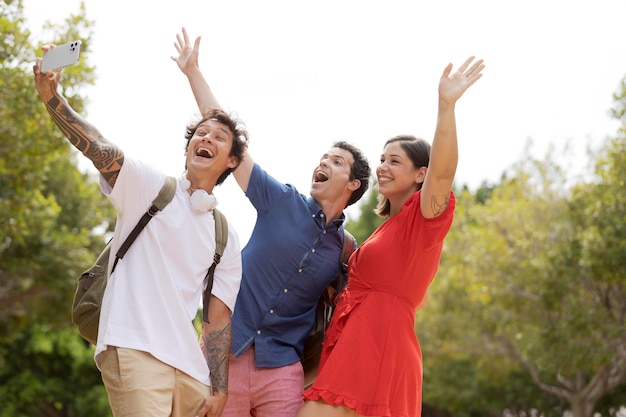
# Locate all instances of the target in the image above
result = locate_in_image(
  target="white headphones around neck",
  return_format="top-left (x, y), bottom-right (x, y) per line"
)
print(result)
top-left (181, 177), bottom-right (218, 213)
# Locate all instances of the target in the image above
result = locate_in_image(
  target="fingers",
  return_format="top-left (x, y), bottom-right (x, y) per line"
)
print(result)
top-left (459, 57), bottom-right (484, 77)
top-left (459, 56), bottom-right (485, 89)
top-left (465, 71), bottom-right (484, 89)
top-left (441, 62), bottom-right (453, 78)
top-left (194, 400), bottom-right (213, 417)
top-left (33, 57), bottom-right (42, 74)
top-left (465, 58), bottom-right (484, 77)
top-left (457, 55), bottom-right (475, 73)
top-left (174, 27), bottom-right (200, 53)
top-left (33, 44), bottom-right (52, 73)
top-left (445, 56), bottom-right (485, 85)
top-left (33, 56), bottom-right (60, 80)
top-left (463, 58), bottom-right (485, 88)
top-left (175, 33), bottom-right (183, 52)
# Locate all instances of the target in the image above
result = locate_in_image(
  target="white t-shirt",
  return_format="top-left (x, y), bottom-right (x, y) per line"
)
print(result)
top-left (94, 157), bottom-right (242, 386)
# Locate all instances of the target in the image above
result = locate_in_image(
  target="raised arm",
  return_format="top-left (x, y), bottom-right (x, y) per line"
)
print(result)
top-left (33, 46), bottom-right (124, 188)
top-left (420, 56), bottom-right (484, 219)
top-left (172, 28), bottom-right (222, 114)
top-left (172, 28), bottom-right (254, 192)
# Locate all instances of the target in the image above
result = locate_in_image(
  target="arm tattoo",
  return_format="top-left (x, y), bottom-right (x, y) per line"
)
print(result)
top-left (202, 324), bottom-right (232, 395)
top-left (430, 193), bottom-right (450, 216)
top-left (45, 95), bottom-right (123, 187)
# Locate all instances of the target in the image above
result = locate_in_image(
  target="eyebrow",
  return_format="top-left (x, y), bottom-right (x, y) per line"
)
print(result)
top-left (197, 123), bottom-right (231, 137)
top-left (382, 152), bottom-right (403, 158)
top-left (322, 153), bottom-right (346, 162)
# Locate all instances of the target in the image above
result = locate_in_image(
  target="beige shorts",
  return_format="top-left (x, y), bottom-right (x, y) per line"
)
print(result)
top-left (98, 346), bottom-right (210, 417)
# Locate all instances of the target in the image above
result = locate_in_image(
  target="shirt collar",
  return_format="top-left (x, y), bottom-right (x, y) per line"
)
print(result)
top-left (307, 196), bottom-right (346, 229)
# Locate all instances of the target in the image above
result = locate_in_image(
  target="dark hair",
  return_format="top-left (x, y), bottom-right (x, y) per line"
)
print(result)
top-left (184, 108), bottom-right (249, 185)
top-left (374, 135), bottom-right (431, 217)
top-left (332, 140), bottom-right (371, 207)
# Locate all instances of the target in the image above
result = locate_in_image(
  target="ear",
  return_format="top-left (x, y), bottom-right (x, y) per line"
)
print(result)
top-left (347, 178), bottom-right (361, 191)
top-left (414, 167), bottom-right (427, 184)
top-left (227, 155), bottom-right (239, 169)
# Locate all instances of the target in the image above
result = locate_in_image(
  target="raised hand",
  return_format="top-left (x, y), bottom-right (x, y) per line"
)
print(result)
top-left (171, 27), bottom-right (201, 74)
top-left (438, 56), bottom-right (485, 105)
top-left (33, 45), bottom-right (63, 102)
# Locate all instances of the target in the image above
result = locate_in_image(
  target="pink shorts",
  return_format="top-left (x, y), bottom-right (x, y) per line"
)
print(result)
top-left (222, 345), bottom-right (304, 417)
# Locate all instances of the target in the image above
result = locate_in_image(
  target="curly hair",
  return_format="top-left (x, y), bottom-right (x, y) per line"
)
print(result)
top-left (332, 140), bottom-right (371, 208)
top-left (184, 108), bottom-right (249, 185)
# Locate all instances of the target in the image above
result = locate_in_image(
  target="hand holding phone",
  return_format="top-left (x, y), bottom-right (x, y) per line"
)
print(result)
top-left (41, 40), bottom-right (82, 72)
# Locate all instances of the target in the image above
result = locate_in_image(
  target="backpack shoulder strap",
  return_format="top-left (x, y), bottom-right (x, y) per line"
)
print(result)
top-left (202, 208), bottom-right (229, 323)
top-left (340, 229), bottom-right (356, 275)
top-left (212, 208), bottom-right (228, 260)
top-left (112, 176), bottom-right (177, 272)
top-left (334, 229), bottom-right (356, 293)
top-left (325, 229), bottom-right (357, 305)
top-left (150, 176), bottom-right (177, 211)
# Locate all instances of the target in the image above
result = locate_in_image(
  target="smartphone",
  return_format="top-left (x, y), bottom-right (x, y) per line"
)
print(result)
top-left (41, 40), bottom-right (82, 72)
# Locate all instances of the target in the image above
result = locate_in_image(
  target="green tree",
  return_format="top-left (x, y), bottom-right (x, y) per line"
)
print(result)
top-left (419, 80), bottom-right (626, 417)
top-left (344, 186), bottom-right (384, 245)
top-left (420, 173), bottom-right (569, 417)
top-left (0, 327), bottom-right (110, 417)
top-left (0, 1), bottom-right (113, 415)
top-left (0, 0), bottom-right (111, 329)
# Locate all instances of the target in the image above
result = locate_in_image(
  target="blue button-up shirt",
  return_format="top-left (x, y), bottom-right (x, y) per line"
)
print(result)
top-left (231, 163), bottom-right (345, 368)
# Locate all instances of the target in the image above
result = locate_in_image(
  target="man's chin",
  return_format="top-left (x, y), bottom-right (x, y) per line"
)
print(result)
top-left (309, 183), bottom-right (323, 198)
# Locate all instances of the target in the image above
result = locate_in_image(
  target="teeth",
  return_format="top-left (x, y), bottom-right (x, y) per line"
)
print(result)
top-left (315, 171), bottom-right (329, 182)
top-left (196, 147), bottom-right (214, 158)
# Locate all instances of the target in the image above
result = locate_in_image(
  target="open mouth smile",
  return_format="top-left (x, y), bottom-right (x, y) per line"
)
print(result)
top-left (195, 147), bottom-right (214, 159)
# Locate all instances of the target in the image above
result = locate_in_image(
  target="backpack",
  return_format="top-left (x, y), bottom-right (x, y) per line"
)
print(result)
top-left (302, 229), bottom-right (356, 388)
top-left (71, 176), bottom-right (228, 344)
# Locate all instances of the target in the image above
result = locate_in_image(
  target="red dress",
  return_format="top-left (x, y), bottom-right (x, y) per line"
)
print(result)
top-left (303, 191), bottom-right (455, 417)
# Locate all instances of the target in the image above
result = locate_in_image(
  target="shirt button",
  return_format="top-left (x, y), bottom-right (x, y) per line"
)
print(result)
top-left (323, 230), bottom-right (327, 234)
top-left (283, 288), bottom-right (288, 293)
top-left (320, 213), bottom-right (325, 218)
top-left (269, 309), bottom-right (274, 314)
top-left (257, 330), bottom-right (261, 335)
top-left (298, 268), bottom-right (303, 273)
top-left (311, 249), bottom-right (316, 253)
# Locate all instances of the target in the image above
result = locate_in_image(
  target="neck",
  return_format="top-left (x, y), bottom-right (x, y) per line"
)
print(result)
top-left (318, 202), bottom-right (344, 223)
top-left (184, 173), bottom-right (215, 195)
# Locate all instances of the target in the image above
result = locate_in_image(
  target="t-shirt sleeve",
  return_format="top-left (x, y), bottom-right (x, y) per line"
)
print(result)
top-left (99, 156), bottom-right (165, 214)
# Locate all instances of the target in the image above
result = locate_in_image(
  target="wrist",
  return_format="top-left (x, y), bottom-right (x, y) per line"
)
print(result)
top-left (212, 389), bottom-right (228, 398)
top-left (46, 94), bottom-right (62, 110)
top-left (184, 65), bottom-right (202, 78)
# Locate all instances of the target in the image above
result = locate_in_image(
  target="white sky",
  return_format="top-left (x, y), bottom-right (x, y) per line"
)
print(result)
top-left (24, 0), bottom-right (626, 245)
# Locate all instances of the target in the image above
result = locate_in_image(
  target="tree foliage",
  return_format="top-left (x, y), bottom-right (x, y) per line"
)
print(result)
top-left (345, 186), bottom-right (384, 245)
top-left (0, 326), bottom-right (110, 417)
top-left (2, 1), bottom-right (625, 416)
top-left (0, 0), bottom-right (113, 332)
top-left (418, 78), bottom-right (626, 417)
top-left (0, 1), bottom-right (113, 415)
top-left (345, 79), bottom-right (626, 417)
